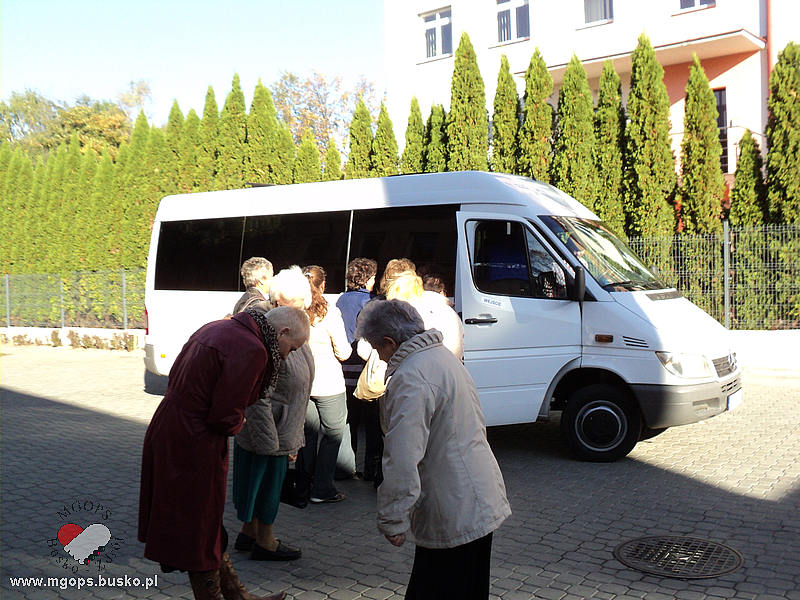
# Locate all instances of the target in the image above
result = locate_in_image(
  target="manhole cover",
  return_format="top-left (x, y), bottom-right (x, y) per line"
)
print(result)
top-left (613, 536), bottom-right (744, 579)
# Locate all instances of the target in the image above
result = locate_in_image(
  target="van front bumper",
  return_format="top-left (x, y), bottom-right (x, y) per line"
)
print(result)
top-left (632, 376), bottom-right (742, 429)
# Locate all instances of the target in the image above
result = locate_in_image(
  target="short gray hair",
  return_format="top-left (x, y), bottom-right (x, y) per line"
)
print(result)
top-left (241, 257), bottom-right (273, 288)
top-left (265, 305), bottom-right (310, 344)
top-left (269, 266), bottom-right (312, 309)
top-left (355, 300), bottom-right (425, 347)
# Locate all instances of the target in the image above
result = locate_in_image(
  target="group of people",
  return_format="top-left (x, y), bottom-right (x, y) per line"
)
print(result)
top-left (138, 255), bottom-right (510, 600)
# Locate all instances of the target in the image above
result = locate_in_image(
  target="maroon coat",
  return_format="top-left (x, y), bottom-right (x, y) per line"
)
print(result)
top-left (138, 313), bottom-right (274, 572)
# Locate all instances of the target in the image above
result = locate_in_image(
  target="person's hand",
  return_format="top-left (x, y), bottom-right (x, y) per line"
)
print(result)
top-left (288, 453), bottom-right (297, 462)
top-left (385, 533), bottom-right (406, 547)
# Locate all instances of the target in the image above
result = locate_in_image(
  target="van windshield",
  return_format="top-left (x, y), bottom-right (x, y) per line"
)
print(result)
top-left (540, 216), bottom-right (665, 291)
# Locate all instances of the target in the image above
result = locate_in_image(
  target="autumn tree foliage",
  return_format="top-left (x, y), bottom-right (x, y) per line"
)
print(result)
top-left (517, 48), bottom-right (553, 182)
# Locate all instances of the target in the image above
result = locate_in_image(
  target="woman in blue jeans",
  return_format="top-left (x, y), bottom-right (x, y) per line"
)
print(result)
top-left (298, 265), bottom-right (353, 503)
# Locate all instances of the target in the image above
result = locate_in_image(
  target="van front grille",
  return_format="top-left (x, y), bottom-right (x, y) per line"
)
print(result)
top-left (713, 354), bottom-right (737, 378)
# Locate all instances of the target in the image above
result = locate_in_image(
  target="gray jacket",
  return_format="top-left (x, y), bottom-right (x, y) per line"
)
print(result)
top-left (235, 344), bottom-right (314, 456)
top-left (377, 329), bottom-right (511, 548)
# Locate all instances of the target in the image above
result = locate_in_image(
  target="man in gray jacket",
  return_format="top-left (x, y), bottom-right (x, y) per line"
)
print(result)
top-left (355, 300), bottom-right (511, 600)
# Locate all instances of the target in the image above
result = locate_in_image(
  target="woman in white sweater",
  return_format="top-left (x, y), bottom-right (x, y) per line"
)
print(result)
top-left (297, 265), bottom-right (352, 503)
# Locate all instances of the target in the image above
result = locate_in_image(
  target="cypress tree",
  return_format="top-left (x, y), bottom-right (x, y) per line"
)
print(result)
top-left (517, 48), bottom-right (553, 182)
top-left (246, 79), bottom-right (279, 184)
top-left (55, 136), bottom-right (84, 273)
top-left (272, 123), bottom-right (296, 185)
top-left (41, 145), bottom-right (67, 273)
top-left (623, 34), bottom-right (677, 237)
top-left (293, 130), bottom-right (321, 183)
top-left (120, 113), bottom-right (151, 270)
top-left (165, 100), bottom-right (184, 165)
top-left (679, 55), bottom-right (725, 234)
top-left (0, 143), bottom-right (12, 191)
top-left (71, 149), bottom-right (99, 270)
top-left (401, 97), bottom-right (424, 174)
top-left (446, 32), bottom-right (488, 171)
top-left (766, 42), bottom-right (800, 223)
top-left (345, 99), bottom-right (373, 179)
top-left (492, 55), bottom-right (519, 174)
top-left (729, 130), bottom-right (767, 225)
top-left (593, 60), bottom-right (626, 235)
top-left (423, 105), bottom-right (447, 173)
top-left (89, 149), bottom-right (116, 269)
top-left (178, 109), bottom-right (200, 193)
top-left (551, 54), bottom-right (597, 206)
top-left (196, 86), bottom-right (219, 191)
top-left (3, 151), bottom-right (33, 273)
top-left (216, 73), bottom-right (247, 190)
top-left (370, 102), bottom-right (399, 177)
top-left (25, 156), bottom-right (48, 272)
top-left (107, 142), bottom-right (130, 269)
top-left (323, 139), bottom-right (343, 181)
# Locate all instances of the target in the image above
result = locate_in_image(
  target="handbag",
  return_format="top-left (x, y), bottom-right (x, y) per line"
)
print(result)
top-left (280, 466), bottom-right (311, 509)
top-left (354, 349), bottom-right (387, 401)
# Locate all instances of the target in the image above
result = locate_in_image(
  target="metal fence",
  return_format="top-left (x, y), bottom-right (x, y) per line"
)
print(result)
top-left (627, 223), bottom-right (800, 330)
top-left (1, 269), bottom-right (145, 329)
top-left (1, 225), bottom-right (798, 331)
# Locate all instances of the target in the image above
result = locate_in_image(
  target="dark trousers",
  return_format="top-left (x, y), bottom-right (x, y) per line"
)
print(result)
top-left (346, 386), bottom-right (383, 481)
top-left (405, 533), bottom-right (493, 600)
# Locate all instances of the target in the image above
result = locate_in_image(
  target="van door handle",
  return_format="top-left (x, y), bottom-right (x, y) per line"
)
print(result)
top-left (465, 316), bottom-right (498, 325)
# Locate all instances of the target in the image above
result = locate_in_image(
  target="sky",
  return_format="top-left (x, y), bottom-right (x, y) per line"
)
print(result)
top-left (0, 0), bottom-right (385, 126)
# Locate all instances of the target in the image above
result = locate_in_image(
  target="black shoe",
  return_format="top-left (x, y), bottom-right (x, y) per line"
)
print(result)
top-left (251, 541), bottom-right (301, 561)
top-left (234, 532), bottom-right (255, 552)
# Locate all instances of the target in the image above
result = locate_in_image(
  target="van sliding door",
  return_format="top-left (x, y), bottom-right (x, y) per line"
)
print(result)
top-left (457, 211), bottom-right (581, 426)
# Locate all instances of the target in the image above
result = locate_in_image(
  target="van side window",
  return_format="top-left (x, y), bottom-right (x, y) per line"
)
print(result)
top-left (471, 220), bottom-right (566, 299)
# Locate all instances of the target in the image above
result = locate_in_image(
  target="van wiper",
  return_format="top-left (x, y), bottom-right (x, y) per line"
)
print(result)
top-left (602, 280), bottom-right (647, 291)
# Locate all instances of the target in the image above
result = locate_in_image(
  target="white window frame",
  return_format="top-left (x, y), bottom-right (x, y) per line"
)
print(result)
top-left (496, 0), bottom-right (530, 44)
top-left (420, 7), bottom-right (453, 60)
top-left (583, 0), bottom-right (613, 24)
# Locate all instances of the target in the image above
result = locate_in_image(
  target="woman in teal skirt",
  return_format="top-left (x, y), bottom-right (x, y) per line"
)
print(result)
top-left (232, 267), bottom-right (315, 561)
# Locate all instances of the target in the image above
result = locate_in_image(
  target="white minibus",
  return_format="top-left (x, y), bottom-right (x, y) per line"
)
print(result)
top-left (144, 171), bottom-right (742, 461)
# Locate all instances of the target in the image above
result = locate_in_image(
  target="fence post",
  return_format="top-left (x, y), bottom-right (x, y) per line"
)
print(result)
top-left (4, 274), bottom-right (10, 328)
top-left (122, 270), bottom-right (128, 331)
top-left (59, 278), bottom-right (65, 329)
top-left (723, 219), bottom-right (730, 329)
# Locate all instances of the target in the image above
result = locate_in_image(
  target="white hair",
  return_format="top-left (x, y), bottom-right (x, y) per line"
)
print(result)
top-left (269, 266), bottom-right (312, 309)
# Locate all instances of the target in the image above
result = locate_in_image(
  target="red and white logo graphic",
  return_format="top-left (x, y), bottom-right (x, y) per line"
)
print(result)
top-left (57, 523), bottom-right (112, 564)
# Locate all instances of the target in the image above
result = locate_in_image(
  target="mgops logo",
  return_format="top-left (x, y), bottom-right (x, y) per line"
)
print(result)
top-left (46, 499), bottom-right (122, 573)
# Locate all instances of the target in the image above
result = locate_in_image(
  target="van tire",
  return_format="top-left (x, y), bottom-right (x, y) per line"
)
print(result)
top-left (561, 383), bottom-right (641, 462)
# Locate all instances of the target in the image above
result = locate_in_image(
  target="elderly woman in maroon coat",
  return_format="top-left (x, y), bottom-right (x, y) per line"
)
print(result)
top-left (138, 306), bottom-right (309, 600)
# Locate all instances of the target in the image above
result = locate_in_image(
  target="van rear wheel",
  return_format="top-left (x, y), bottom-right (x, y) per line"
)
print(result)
top-left (561, 384), bottom-right (641, 462)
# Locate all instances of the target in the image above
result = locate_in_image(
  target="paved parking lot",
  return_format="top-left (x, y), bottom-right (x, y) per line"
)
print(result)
top-left (1, 343), bottom-right (798, 599)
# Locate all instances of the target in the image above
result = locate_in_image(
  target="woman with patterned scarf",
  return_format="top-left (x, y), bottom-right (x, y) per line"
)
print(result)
top-left (138, 305), bottom-right (309, 600)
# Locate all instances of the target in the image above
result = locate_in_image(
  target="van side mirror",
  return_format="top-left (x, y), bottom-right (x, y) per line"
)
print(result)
top-left (568, 266), bottom-right (585, 303)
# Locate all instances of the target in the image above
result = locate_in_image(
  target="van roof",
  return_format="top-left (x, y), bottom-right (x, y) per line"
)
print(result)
top-left (155, 170), bottom-right (597, 222)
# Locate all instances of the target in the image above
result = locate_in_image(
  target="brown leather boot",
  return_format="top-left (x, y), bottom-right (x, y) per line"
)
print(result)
top-left (188, 569), bottom-right (224, 600)
top-left (218, 552), bottom-right (286, 600)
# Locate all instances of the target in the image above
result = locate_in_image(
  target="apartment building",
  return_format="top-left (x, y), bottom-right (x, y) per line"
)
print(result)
top-left (384, 0), bottom-right (797, 175)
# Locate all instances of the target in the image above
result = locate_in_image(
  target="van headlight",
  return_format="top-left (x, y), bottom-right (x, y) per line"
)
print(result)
top-left (656, 352), bottom-right (714, 379)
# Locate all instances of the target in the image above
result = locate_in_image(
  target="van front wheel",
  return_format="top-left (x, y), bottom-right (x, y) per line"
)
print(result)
top-left (561, 384), bottom-right (641, 462)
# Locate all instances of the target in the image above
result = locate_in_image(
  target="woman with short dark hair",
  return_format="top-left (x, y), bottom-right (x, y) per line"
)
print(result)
top-left (355, 300), bottom-right (511, 600)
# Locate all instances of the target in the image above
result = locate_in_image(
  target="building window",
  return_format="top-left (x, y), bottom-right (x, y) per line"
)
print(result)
top-left (584, 0), bottom-right (613, 23)
top-left (497, 0), bottom-right (529, 43)
top-left (714, 88), bottom-right (728, 172)
top-left (422, 8), bottom-right (452, 58)
top-left (679, 0), bottom-right (715, 9)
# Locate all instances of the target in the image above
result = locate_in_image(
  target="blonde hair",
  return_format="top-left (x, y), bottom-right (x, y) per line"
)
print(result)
top-left (385, 271), bottom-right (424, 303)
top-left (379, 258), bottom-right (416, 294)
top-left (269, 266), bottom-right (312, 309)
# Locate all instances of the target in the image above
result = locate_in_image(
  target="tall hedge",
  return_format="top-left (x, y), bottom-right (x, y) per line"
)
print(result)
top-left (446, 32), bottom-right (488, 171)
top-left (401, 97), bottom-right (424, 174)
top-left (729, 130), bottom-right (767, 225)
top-left (766, 41), bottom-right (800, 223)
top-left (679, 55), bottom-right (724, 234)
top-left (491, 55), bottom-right (519, 174)
top-left (196, 86), bottom-right (219, 192)
top-left (423, 104), bottom-right (447, 173)
top-left (623, 34), bottom-right (677, 237)
top-left (245, 79), bottom-right (279, 185)
top-left (293, 130), bottom-right (321, 183)
top-left (215, 74), bottom-right (247, 190)
top-left (517, 48), bottom-right (553, 182)
top-left (370, 102), bottom-right (399, 177)
top-left (593, 60), bottom-right (626, 235)
top-left (551, 54), bottom-right (596, 207)
top-left (345, 98), bottom-right (373, 179)
top-left (322, 139), bottom-right (342, 181)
